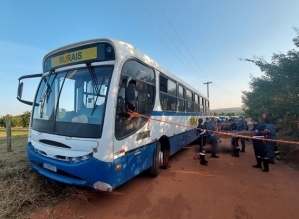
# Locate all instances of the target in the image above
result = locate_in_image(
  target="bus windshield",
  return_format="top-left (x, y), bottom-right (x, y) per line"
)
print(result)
top-left (31, 65), bottom-right (114, 138)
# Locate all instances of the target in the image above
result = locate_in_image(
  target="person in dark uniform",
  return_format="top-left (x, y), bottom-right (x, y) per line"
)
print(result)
top-left (251, 117), bottom-right (270, 172)
top-left (205, 117), bottom-right (220, 158)
top-left (261, 113), bottom-right (280, 161)
top-left (197, 118), bottom-right (208, 165)
top-left (263, 117), bottom-right (277, 164)
top-left (229, 119), bottom-right (240, 157)
top-left (237, 115), bottom-right (247, 152)
top-left (203, 117), bottom-right (209, 126)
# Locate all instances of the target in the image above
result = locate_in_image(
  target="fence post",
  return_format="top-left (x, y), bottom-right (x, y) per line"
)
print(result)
top-left (6, 117), bottom-right (11, 151)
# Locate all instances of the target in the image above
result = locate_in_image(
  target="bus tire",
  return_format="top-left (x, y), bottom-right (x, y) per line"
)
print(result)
top-left (149, 141), bottom-right (162, 177)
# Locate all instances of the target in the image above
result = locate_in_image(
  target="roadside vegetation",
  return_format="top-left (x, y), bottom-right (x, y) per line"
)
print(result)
top-left (0, 128), bottom-right (76, 218)
top-left (0, 111), bottom-right (30, 128)
top-left (241, 29), bottom-right (299, 167)
top-left (210, 107), bottom-right (244, 117)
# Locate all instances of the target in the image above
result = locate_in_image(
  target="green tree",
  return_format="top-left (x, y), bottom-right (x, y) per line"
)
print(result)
top-left (293, 27), bottom-right (299, 47)
top-left (21, 111), bottom-right (31, 127)
top-left (1, 114), bottom-right (12, 127)
top-left (242, 32), bottom-right (299, 123)
top-left (11, 115), bottom-right (22, 127)
top-left (0, 116), bottom-right (4, 127)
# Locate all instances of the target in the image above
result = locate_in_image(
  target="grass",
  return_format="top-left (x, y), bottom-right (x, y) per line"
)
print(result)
top-left (0, 128), bottom-right (28, 138)
top-left (0, 128), bottom-right (28, 180)
top-left (0, 128), bottom-right (77, 218)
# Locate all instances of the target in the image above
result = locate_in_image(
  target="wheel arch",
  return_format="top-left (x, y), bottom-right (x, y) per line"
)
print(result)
top-left (158, 135), bottom-right (170, 168)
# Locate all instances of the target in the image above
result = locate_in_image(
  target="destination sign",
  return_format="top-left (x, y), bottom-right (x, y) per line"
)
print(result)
top-left (51, 47), bottom-right (97, 68)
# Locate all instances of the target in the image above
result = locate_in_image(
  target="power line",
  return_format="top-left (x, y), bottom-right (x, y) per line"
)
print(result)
top-left (125, 0), bottom-right (242, 99)
top-left (154, 0), bottom-right (241, 98)
top-left (213, 84), bottom-right (243, 98)
top-left (124, 0), bottom-right (205, 84)
top-left (154, 0), bottom-right (211, 81)
top-left (140, 0), bottom-right (206, 82)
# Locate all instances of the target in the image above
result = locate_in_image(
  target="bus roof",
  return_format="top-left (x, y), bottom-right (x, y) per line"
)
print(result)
top-left (43, 38), bottom-right (208, 100)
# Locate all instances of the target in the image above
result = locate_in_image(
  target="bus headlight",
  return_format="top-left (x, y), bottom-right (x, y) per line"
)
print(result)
top-left (69, 153), bottom-right (92, 163)
top-left (31, 143), bottom-right (93, 163)
top-left (80, 155), bottom-right (90, 161)
top-left (71, 157), bottom-right (79, 163)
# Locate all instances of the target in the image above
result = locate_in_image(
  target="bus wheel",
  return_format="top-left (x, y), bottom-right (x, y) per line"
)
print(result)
top-left (149, 141), bottom-right (162, 177)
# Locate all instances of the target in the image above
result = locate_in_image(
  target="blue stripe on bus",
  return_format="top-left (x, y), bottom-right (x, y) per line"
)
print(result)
top-left (151, 111), bottom-right (207, 117)
top-left (27, 128), bottom-right (199, 189)
top-left (27, 142), bottom-right (112, 187)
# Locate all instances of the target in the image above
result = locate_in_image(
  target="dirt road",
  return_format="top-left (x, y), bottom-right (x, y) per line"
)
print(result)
top-left (30, 139), bottom-right (299, 219)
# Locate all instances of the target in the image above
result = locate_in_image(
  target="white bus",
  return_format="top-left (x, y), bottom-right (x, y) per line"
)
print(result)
top-left (17, 39), bottom-right (210, 191)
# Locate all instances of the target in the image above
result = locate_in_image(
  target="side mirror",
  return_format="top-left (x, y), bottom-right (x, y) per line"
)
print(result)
top-left (17, 82), bottom-right (24, 99)
top-left (17, 73), bottom-right (42, 106)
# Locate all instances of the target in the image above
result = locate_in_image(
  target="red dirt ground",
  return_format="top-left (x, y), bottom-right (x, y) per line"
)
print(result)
top-left (30, 139), bottom-right (299, 219)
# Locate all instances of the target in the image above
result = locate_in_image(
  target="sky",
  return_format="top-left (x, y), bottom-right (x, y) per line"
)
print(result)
top-left (1, 0), bottom-right (299, 116)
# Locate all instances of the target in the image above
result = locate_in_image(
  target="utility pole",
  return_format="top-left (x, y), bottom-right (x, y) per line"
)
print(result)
top-left (203, 82), bottom-right (212, 98)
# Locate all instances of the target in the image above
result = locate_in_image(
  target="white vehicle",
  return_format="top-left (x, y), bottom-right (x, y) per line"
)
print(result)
top-left (17, 39), bottom-right (209, 191)
top-left (219, 116), bottom-right (228, 122)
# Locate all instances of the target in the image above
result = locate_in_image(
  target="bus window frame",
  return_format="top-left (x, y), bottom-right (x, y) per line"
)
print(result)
top-left (159, 73), bottom-right (178, 112)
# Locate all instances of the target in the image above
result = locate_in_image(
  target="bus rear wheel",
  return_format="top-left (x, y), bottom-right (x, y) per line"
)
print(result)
top-left (149, 141), bottom-right (162, 177)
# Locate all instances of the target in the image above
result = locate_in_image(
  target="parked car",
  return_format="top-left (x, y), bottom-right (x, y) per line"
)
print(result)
top-left (219, 116), bottom-right (228, 122)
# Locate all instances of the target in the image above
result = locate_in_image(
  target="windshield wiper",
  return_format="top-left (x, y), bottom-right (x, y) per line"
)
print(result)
top-left (39, 70), bottom-right (54, 118)
top-left (91, 77), bottom-right (106, 116)
top-left (86, 64), bottom-right (106, 116)
top-left (86, 64), bottom-right (99, 94)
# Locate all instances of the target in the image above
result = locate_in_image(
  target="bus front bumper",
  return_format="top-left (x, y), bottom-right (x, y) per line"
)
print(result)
top-left (27, 142), bottom-right (112, 188)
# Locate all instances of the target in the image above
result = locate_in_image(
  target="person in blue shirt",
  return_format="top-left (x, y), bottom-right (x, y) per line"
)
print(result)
top-left (251, 117), bottom-right (270, 172)
top-left (237, 115), bottom-right (248, 152)
top-left (261, 114), bottom-right (280, 161)
top-left (197, 118), bottom-right (208, 165)
top-left (263, 117), bottom-right (277, 164)
top-left (229, 119), bottom-right (240, 157)
top-left (205, 117), bottom-right (220, 158)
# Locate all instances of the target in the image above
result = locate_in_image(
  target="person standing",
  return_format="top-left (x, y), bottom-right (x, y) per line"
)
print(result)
top-left (197, 118), bottom-right (208, 165)
top-left (221, 118), bottom-right (230, 131)
top-left (229, 119), bottom-right (240, 157)
top-left (237, 115), bottom-right (247, 152)
top-left (261, 113), bottom-right (280, 160)
top-left (203, 117), bottom-right (209, 126)
top-left (251, 117), bottom-right (270, 172)
top-left (205, 117), bottom-right (220, 158)
top-left (263, 117), bottom-right (277, 164)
